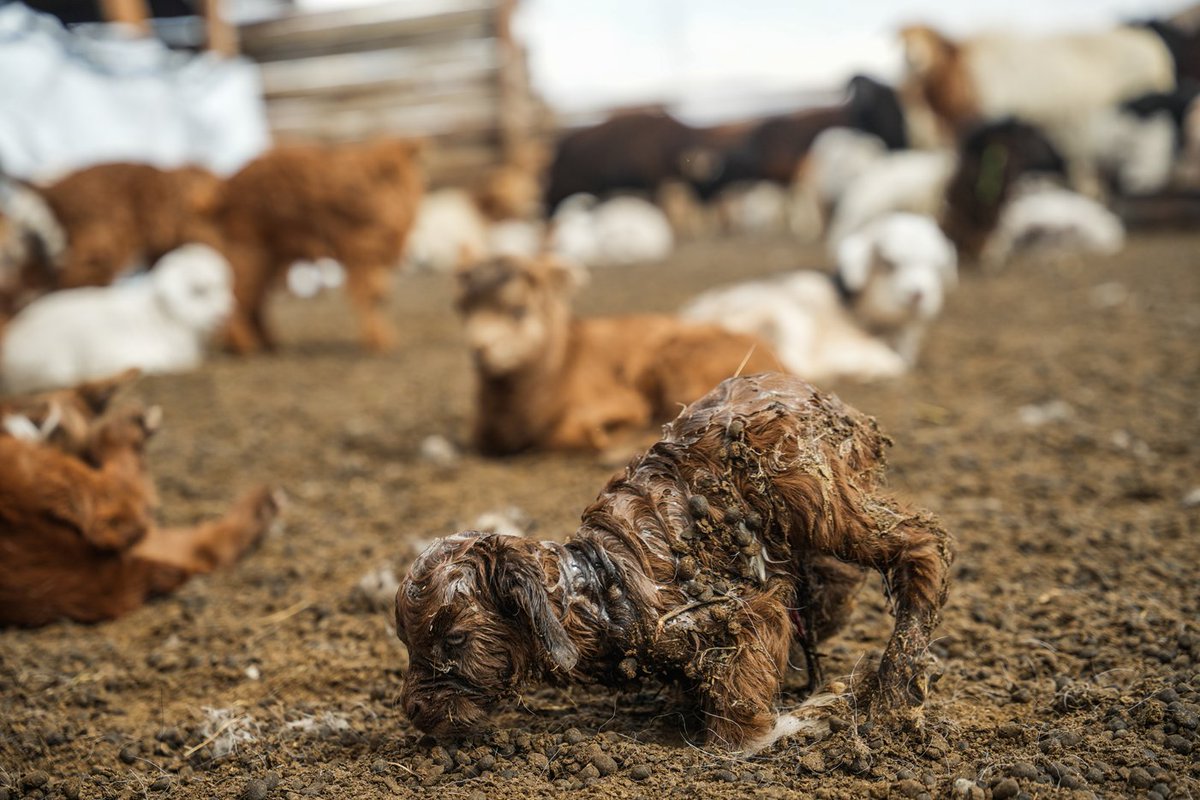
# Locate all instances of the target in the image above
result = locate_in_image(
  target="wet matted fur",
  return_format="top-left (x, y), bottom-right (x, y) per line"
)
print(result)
top-left (395, 373), bottom-right (953, 750)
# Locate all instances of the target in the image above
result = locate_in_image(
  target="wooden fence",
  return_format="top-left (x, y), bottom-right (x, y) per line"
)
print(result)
top-left (238, 0), bottom-right (548, 186)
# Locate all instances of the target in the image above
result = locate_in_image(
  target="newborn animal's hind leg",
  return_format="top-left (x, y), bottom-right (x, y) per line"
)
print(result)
top-left (697, 589), bottom-right (792, 749)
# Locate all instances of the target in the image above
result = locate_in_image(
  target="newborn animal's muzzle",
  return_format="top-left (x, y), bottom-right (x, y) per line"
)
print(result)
top-left (401, 674), bottom-right (494, 738)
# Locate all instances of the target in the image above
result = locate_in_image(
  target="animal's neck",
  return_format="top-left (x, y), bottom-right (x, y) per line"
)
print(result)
top-left (535, 534), bottom-right (647, 672)
top-left (476, 316), bottom-right (576, 453)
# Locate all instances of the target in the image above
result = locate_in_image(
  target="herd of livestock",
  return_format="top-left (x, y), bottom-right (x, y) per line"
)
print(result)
top-left (0, 11), bottom-right (1197, 749)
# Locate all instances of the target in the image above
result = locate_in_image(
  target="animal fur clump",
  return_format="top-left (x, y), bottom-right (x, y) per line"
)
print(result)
top-left (211, 139), bottom-right (424, 353)
top-left (395, 373), bottom-right (953, 751)
top-left (455, 254), bottom-right (780, 454)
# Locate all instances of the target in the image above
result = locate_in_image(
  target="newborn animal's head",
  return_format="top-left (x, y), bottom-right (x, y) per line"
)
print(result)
top-left (152, 244), bottom-right (233, 334)
top-left (395, 531), bottom-right (578, 738)
top-left (837, 212), bottom-right (957, 329)
top-left (454, 255), bottom-right (585, 377)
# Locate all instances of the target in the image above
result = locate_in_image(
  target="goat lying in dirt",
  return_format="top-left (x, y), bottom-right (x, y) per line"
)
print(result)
top-left (0, 371), bottom-right (281, 626)
top-left (455, 254), bottom-right (779, 455)
top-left (683, 213), bottom-right (957, 381)
top-left (396, 372), bottom-right (953, 751)
top-left (1, 244), bottom-right (233, 393)
top-left (211, 138), bottom-right (424, 353)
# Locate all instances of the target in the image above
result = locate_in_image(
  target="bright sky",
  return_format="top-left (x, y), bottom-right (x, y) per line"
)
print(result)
top-left (512, 0), bottom-right (1192, 123)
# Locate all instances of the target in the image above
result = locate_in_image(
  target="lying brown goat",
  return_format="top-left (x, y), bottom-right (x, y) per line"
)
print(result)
top-left (0, 372), bottom-right (280, 626)
top-left (396, 373), bottom-right (953, 751)
top-left (456, 254), bottom-right (780, 455)
top-left (212, 139), bottom-right (424, 353)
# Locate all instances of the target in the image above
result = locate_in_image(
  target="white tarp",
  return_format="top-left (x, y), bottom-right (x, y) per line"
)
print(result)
top-left (0, 3), bottom-right (271, 180)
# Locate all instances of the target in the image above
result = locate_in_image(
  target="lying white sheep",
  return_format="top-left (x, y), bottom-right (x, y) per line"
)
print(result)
top-left (826, 150), bottom-right (956, 247)
top-left (682, 213), bottom-right (956, 381)
top-left (550, 194), bottom-right (674, 266)
top-left (982, 181), bottom-right (1125, 267)
top-left (1, 243), bottom-right (233, 393)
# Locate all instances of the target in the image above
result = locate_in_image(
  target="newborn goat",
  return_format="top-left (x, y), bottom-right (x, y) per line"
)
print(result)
top-left (683, 213), bottom-right (957, 381)
top-left (396, 373), bottom-right (953, 751)
top-left (0, 373), bottom-right (280, 626)
top-left (456, 254), bottom-right (778, 455)
top-left (1, 244), bottom-right (233, 393)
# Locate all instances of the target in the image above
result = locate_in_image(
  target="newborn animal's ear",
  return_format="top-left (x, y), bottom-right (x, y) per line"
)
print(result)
top-left (496, 543), bottom-right (579, 673)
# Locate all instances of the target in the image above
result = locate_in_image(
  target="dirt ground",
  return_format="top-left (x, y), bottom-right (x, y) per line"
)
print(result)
top-left (1, 232), bottom-right (1198, 800)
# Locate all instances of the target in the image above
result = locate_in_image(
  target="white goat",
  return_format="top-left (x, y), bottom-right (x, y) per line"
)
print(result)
top-left (982, 181), bottom-right (1126, 266)
top-left (826, 150), bottom-right (956, 247)
top-left (550, 194), bottom-right (674, 266)
top-left (1, 243), bottom-right (233, 393)
top-left (682, 213), bottom-right (956, 381)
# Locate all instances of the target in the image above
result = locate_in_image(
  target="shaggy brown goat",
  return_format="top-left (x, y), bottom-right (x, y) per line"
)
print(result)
top-left (211, 139), bottom-right (424, 353)
top-left (455, 254), bottom-right (780, 455)
top-left (0, 374), bottom-right (281, 627)
top-left (395, 373), bottom-right (953, 751)
top-left (39, 163), bottom-right (220, 289)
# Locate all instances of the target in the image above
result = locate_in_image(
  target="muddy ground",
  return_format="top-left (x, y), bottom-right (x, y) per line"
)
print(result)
top-left (1, 232), bottom-right (1198, 800)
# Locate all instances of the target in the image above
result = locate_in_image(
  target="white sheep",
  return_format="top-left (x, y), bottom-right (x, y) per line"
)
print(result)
top-left (826, 150), bottom-right (956, 247)
top-left (1, 243), bottom-right (233, 393)
top-left (982, 180), bottom-right (1126, 267)
top-left (549, 194), bottom-right (674, 266)
top-left (682, 213), bottom-right (956, 381)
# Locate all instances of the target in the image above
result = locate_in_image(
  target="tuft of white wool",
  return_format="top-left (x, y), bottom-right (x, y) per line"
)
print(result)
top-left (983, 181), bottom-right (1125, 266)
top-left (405, 188), bottom-right (490, 272)
top-left (740, 692), bottom-right (844, 755)
top-left (0, 243), bottom-right (233, 393)
top-left (826, 150), bottom-right (956, 247)
top-left (197, 708), bottom-right (258, 759)
top-left (286, 711), bottom-right (352, 739)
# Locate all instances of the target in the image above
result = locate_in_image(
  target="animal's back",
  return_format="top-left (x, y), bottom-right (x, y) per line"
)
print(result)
top-left (966, 29), bottom-right (1175, 116)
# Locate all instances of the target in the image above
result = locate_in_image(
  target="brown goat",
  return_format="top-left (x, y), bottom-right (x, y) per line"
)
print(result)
top-left (40, 163), bottom-right (221, 289)
top-left (455, 255), bottom-right (780, 455)
top-left (396, 372), bottom-right (953, 751)
top-left (0, 374), bottom-right (281, 627)
top-left (210, 139), bottom-right (424, 353)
